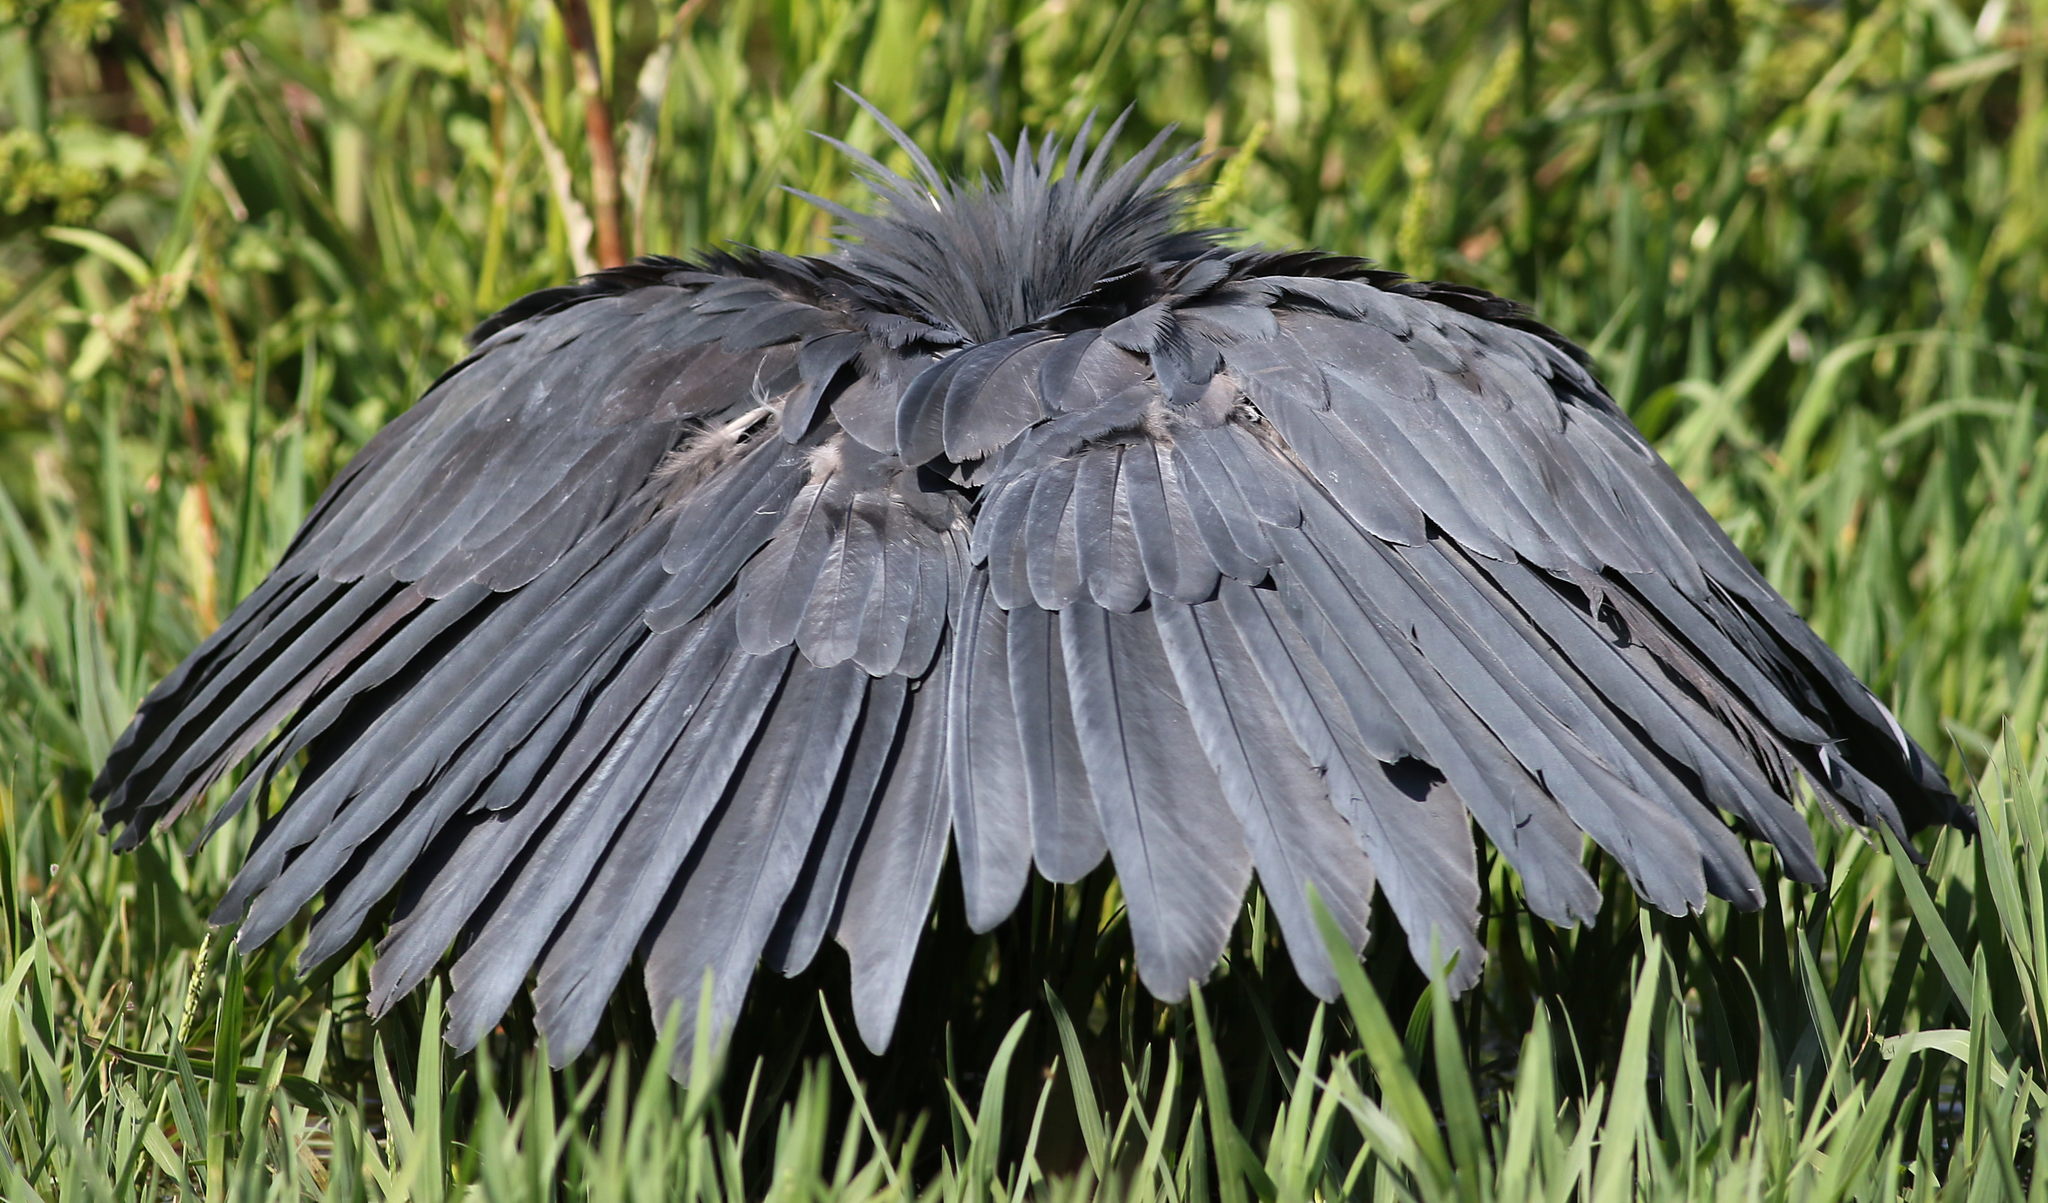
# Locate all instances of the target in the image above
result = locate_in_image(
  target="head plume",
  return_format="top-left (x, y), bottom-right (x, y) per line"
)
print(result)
top-left (799, 93), bottom-right (1220, 343)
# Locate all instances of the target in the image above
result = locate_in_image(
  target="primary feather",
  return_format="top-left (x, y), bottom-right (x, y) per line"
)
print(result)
top-left (94, 103), bottom-right (1969, 1062)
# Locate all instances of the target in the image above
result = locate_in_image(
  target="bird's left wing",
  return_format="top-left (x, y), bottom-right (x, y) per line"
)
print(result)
top-left (92, 252), bottom-right (979, 1058)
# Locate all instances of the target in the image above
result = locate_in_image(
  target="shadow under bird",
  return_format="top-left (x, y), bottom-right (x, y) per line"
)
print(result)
top-left (94, 109), bottom-right (1972, 1064)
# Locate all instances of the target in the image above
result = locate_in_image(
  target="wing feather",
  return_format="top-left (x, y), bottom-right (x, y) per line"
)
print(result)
top-left (1152, 597), bottom-right (1376, 998)
top-left (526, 638), bottom-right (793, 1058)
top-left (1006, 604), bottom-right (1106, 883)
top-left (1298, 503), bottom-right (1714, 914)
top-left (105, 579), bottom-right (414, 839)
top-left (1218, 582), bottom-right (1485, 985)
top-left (437, 621), bottom-right (747, 1051)
top-left (834, 673), bottom-right (952, 1050)
top-left (370, 614), bottom-right (716, 1015)
top-left (795, 495), bottom-right (889, 667)
top-left (647, 436), bottom-right (808, 632)
top-left (1124, 442), bottom-right (1220, 603)
top-left (638, 659), bottom-right (870, 1053)
top-left (851, 499), bottom-right (921, 674)
top-left (1073, 449), bottom-right (1149, 611)
top-left (229, 521), bottom-right (684, 951)
top-left (1059, 602), bottom-right (1251, 999)
top-left (762, 674), bottom-right (909, 975)
top-left (946, 579), bottom-right (1033, 930)
top-left (1022, 456), bottom-right (1087, 609)
top-left (1272, 518), bottom-right (1605, 924)
top-left (942, 335), bottom-right (1058, 461)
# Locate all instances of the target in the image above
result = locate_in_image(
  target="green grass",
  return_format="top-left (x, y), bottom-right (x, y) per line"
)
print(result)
top-left (3, 0), bottom-right (2046, 1197)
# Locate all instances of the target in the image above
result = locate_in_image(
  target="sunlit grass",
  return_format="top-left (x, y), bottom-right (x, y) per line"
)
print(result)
top-left (2, 0), bottom-right (2045, 1197)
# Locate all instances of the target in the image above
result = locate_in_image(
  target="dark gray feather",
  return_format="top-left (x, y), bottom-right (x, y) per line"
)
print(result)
top-left (639, 659), bottom-right (869, 1057)
top-left (1059, 602), bottom-right (1250, 1000)
top-left (834, 674), bottom-right (951, 1051)
top-left (1152, 598), bottom-right (1376, 998)
top-left (945, 580), bottom-right (1033, 931)
top-left (762, 674), bottom-right (909, 976)
top-left (1006, 604), bottom-right (1106, 883)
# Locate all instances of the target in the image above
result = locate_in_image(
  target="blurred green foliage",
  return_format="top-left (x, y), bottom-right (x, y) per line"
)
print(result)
top-left (2, 0), bottom-right (2046, 1198)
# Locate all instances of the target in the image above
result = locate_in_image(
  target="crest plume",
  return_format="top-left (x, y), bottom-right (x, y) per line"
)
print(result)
top-left (800, 93), bottom-right (1219, 342)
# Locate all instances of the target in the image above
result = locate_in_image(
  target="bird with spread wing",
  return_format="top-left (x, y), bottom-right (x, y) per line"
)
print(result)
top-left (93, 108), bottom-right (1969, 1064)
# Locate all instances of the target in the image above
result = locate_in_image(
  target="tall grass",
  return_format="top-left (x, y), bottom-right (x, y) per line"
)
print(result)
top-left (2, 0), bottom-right (2045, 1197)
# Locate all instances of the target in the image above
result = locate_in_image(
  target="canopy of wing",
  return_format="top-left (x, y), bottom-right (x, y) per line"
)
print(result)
top-left (94, 246), bottom-right (1962, 1066)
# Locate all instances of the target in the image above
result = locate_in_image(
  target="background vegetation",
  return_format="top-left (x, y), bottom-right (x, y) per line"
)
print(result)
top-left (3, 0), bottom-right (2046, 1197)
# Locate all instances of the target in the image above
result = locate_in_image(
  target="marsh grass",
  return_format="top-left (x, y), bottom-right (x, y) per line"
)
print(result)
top-left (2, 0), bottom-right (2045, 1197)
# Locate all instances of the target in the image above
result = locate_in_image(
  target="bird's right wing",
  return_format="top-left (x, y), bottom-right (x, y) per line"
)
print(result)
top-left (931, 254), bottom-right (1963, 1000)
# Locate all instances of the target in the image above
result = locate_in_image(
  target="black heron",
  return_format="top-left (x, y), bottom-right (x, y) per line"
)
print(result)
top-left (93, 110), bottom-right (1970, 1063)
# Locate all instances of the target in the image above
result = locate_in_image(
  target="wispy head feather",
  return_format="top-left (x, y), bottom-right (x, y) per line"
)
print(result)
top-left (801, 92), bottom-right (1220, 342)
